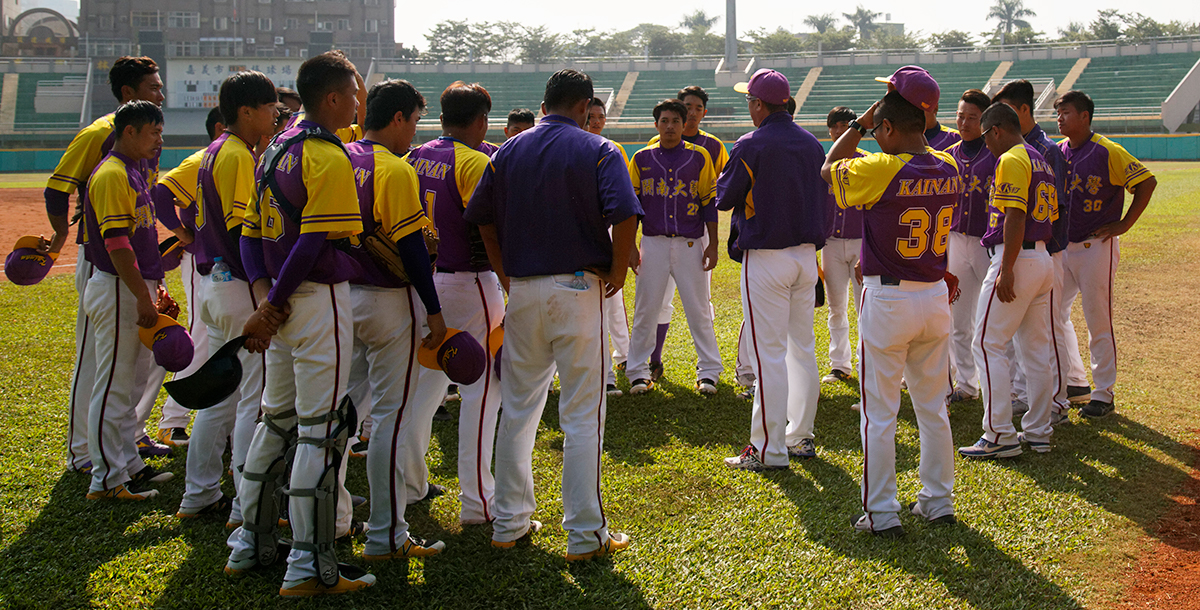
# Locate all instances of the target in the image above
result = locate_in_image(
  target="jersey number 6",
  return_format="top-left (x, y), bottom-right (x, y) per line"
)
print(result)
top-left (897, 206), bottom-right (954, 259)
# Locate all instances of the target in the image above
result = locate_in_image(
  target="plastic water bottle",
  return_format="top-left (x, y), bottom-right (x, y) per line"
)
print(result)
top-left (211, 256), bottom-right (232, 283)
top-left (569, 271), bottom-right (588, 290)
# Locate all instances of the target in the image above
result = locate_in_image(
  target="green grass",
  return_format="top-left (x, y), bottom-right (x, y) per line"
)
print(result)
top-left (1, 163), bottom-right (1199, 609)
top-left (0, 173), bottom-right (49, 189)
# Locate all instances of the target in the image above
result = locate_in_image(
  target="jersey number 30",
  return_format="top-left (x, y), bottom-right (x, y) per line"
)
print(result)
top-left (897, 206), bottom-right (954, 259)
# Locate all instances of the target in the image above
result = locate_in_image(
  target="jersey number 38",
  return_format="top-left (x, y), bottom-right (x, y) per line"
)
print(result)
top-left (897, 205), bottom-right (954, 259)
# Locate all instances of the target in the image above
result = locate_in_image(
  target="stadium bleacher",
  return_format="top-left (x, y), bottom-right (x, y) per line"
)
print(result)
top-left (622, 69), bottom-right (750, 121)
top-left (380, 70), bottom-right (626, 122)
top-left (1002, 58), bottom-right (1079, 85)
top-left (1072, 53), bottom-right (1200, 113)
top-left (794, 62), bottom-right (1001, 121)
top-left (13, 73), bottom-right (82, 128)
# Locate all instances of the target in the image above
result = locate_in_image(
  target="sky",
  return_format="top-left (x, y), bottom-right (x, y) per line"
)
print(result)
top-left (393, 0), bottom-right (1200, 50)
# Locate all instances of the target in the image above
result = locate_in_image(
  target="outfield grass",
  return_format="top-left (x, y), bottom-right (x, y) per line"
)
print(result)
top-left (1, 163), bottom-right (1198, 609)
top-left (0, 173), bottom-right (50, 189)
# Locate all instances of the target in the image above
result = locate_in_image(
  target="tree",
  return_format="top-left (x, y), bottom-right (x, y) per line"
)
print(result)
top-left (803, 13), bottom-right (838, 34)
top-left (517, 25), bottom-right (563, 64)
top-left (746, 27), bottom-right (804, 55)
top-left (564, 28), bottom-right (637, 58)
top-left (843, 6), bottom-right (881, 41)
top-left (628, 23), bottom-right (685, 57)
top-left (926, 30), bottom-right (976, 50)
top-left (680, 10), bottom-right (720, 35)
top-left (1121, 13), bottom-right (1167, 42)
top-left (423, 20), bottom-right (475, 62)
top-left (1056, 22), bottom-right (1092, 43)
top-left (987, 0), bottom-right (1036, 45)
top-left (806, 27), bottom-right (857, 52)
top-left (1088, 9), bottom-right (1123, 41)
top-left (868, 29), bottom-right (923, 51)
top-left (684, 31), bottom-right (724, 56)
top-left (982, 26), bottom-right (1043, 47)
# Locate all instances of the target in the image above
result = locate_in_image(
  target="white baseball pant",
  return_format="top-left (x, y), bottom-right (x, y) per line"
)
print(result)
top-left (492, 272), bottom-right (612, 554)
top-left (974, 244), bottom-right (1055, 445)
top-left (1060, 237), bottom-right (1120, 402)
top-left (1047, 251), bottom-right (1075, 410)
top-left (822, 237), bottom-right (863, 373)
top-left (605, 288), bottom-right (630, 382)
top-left (626, 235), bottom-right (723, 383)
top-left (740, 244), bottom-right (820, 467)
top-left (858, 276), bottom-right (955, 530)
top-left (66, 257), bottom-right (96, 470)
top-left (947, 231), bottom-right (990, 396)
top-left (734, 320), bottom-right (755, 387)
top-left (156, 250), bottom-right (208, 430)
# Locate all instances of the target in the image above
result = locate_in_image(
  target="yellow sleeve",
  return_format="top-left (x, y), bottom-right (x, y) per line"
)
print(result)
top-left (1103, 138), bottom-right (1153, 191)
top-left (336, 124), bottom-right (363, 144)
top-left (89, 160), bottom-right (136, 236)
top-left (300, 139), bottom-right (363, 237)
top-left (706, 132), bottom-right (730, 174)
top-left (454, 145), bottom-right (490, 206)
top-left (47, 117), bottom-right (113, 194)
top-left (628, 151), bottom-right (641, 193)
top-left (697, 147), bottom-right (716, 206)
top-left (213, 144), bottom-right (259, 230)
top-left (159, 149), bottom-right (205, 207)
top-left (611, 138), bottom-right (629, 165)
top-left (831, 153), bottom-right (899, 210)
top-left (992, 148), bottom-right (1032, 212)
top-left (375, 154), bottom-right (430, 242)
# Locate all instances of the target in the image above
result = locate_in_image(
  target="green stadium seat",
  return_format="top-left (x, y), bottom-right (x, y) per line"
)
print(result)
top-left (1071, 53), bottom-right (1200, 114)
top-left (13, 73), bottom-right (83, 129)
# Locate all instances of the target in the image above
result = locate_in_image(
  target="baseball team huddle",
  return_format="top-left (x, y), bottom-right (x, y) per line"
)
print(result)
top-left (7, 48), bottom-right (1156, 597)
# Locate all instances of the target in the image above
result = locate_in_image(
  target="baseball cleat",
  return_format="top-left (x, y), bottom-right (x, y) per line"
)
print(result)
top-left (946, 387), bottom-right (977, 403)
top-left (492, 520), bottom-right (542, 549)
top-left (614, 360), bottom-right (627, 372)
top-left (279, 564), bottom-right (376, 597)
top-left (337, 520), bottom-right (366, 542)
top-left (444, 385), bottom-right (461, 402)
top-left (136, 434), bottom-right (172, 457)
top-left (958, 438), bottom-right (1022, 459)
top-left (157, 427), bottom-right (190, 448)
top-left (86, 483), bottom-right (159, 501)
top-left (1012, 399), bottom-right (1029, 416)
top-left (649, 361), bottom-right (665, 381)
top-left (433, 405), bottom-right (453, 421)
top-left (606, 383), bottom-right (623, 398)
top-left (225, 540), bottom-right (291, 576)
top-left (1067, 385), bottom-right (1091, 404)
top-left (349, 435), bottom-right (369, 458)
top-left (565, 532), bottom-right (631, 562)
top-left (907, 502), bottom-right (957, 526)
top-left (409, 482), bottom-right (446, 505)
top-left (71, 461), bottom-right (93, 475)
top-left (1017, 432), bottom-right (1051, 454)
top-left (1081, 399), bottom-right (1115, 418)
top-left (1050, 409), bottom-right (1071, 426)
top-left (851, 514), bottom-right (905, 538)
top-left (736, 385), bottom-right (755, 401)
top-left (177, 493), bottom-right (232, 519)
top-left (629, 379), bottom-right (654, 395)
top-left (821, 369), bottom-right (852, 384)
top-left (696, 378), bottom-right (717, 396)
top-left (362, 534), bottom-right (445, 561)
top-left (131, 465), bottom-right (174, 486)
top-left (787, 438), bottom-right (817, 460)
top-left (724, 445), bottom-right (787, 472)
top-left (851, 402), bottom-right (862, 411)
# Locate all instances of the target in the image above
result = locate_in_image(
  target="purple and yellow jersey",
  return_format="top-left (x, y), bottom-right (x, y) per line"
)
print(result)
top-left (826, 148), bottom-right (868, 240)
top-left (477, 140), bottom-right (500, 156)
top-left (981, 143), bottom-right (1058, 248)
top-left (1059, 132), bottom-right (1153, 243)
top-left (629, 141), bottom-right (716, 239)
top-left (406, 137), bottom-right (491, 273)
top-left (82, 152), bottom-right (163, 280)
top-left (947, 138), bottom-right (995, 238)
top-left (649, 129), bottom-right (728, 174)
top-left (157, 148), bottom-right (205, 254)
top-left (832, 148), bottom-right (960, 282)
top-left (244, 120), bottom-right (363, 285)
top-left (346, 140), bottom-right (431, 288)
top-left (195, 132), bottom-right (258, 279)
top-left (1024, 125), bottom-right (1068, 252)
top-left (47, 114), bottom-right (116, 196)
top-left (926, 123), bottom-right (962, 152)
top-left (284, 111), bottom-right (363, 144)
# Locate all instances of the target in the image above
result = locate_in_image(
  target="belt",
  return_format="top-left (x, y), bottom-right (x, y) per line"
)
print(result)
top-left (880, 275), bottom-right (901, 286)
top-left (986, 241), bottom-right (1038, 257)
top-left (436, 266), bottom-right (488, 274)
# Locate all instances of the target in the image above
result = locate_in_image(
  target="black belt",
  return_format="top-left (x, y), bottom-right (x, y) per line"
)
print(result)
top-left (880, 275), bottom-right (901, 286)
top-left (986, 241), bottom-right (1038, 257)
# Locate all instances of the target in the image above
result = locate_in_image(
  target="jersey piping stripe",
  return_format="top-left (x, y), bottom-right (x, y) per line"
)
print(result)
top-left (387, 286), bottom-right (420, 553)
top-left (743, 251), bottom-right (769, 458)
top-left (96, 275), bottom-right (120, 489)
top-left (858, 308), bottom-right (873, 531)
top-left (593, 283), bottom-right (608, 547)
top-left (325, 285), bottom-right (343, 481)
top-left (978, 280), bottom-right (1001, 438)
top-left (1049, 281), bottom-right (1065, 410)
top-left (68, 262), bottom-right (96, 467)
top-left (1105, 239), bottom-right (1117, 398)
top-left (474, 277), bottom-right (494, 523)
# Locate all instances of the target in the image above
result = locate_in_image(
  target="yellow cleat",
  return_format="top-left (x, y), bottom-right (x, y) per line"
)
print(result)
top-left (491, 520), bottom-right (542, 549)
top-left (85, 484), bottom-right (159, 501)
top-left (279, 564), bottom-right (376, 597)
top-left (565, 532), bottom-right (631, 562)
top-left (362, 535), bottom-right (444, 561)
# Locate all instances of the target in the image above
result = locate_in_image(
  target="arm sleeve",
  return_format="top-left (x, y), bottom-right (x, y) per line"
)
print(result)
top-left (46, 123), bottom-right (107, 195)
top-left (45, 188), bottom-right (71, 217)
top-left (715, 144), bottom-right (749, 212)
top-left (831, 154), bottom-right (895, 210)
top-left (266, 231), bottom-right (327, 307)
top-left (395, 230), bottom-right (440, 315)
top-left (223, 147), bottom-right (259, 230)
top-left (628, 153), bottom-right (642, 192)
top-left (992, 152), bottom-right (1032, 212)
top-left (299, 142), bottom-right (363, 237)
top-left (455, 147), bottom-right (489, 206)
top-left (151, 184), bottom-right (182, 231)
top-left (90, 168), bottom-right (137, 238)
top-left (597, 141), bottom-right (643, 226)
top-left (240, 233), bottom-right (269, 285)
top-left (378, 160), bottom-right (429, 242)
top-left (699, 152), bottom-right (718, 223)
top-left (1106, 142), bottom-right (1153, 191)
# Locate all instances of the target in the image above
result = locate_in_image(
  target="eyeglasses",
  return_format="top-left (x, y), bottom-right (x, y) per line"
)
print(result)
top-left (980, 125), bottom-right (994, 139)
top-left (745, 94), bottom-right (758, 102)
top-left (870, 124), bottom-right (882, 138)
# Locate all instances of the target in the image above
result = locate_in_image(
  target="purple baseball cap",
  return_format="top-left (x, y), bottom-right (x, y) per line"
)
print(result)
top-left (876, 65), bottom-right (940, 112)
top-left (4, 236), bottom-right (58, 285)
top-left (493, 344), bottom-right (503, 381)
top-left (734, 69), bottom-right (792, 106)
top-left (159, 236), bottom-right (184, 273)
top-left (139, 314), bottom-right (195, 372)
top-left (418, 328), bottom-right (486, 385)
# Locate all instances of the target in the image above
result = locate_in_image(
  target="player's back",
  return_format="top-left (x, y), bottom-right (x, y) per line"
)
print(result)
top-left (408, 137), bottom-right (490, 272)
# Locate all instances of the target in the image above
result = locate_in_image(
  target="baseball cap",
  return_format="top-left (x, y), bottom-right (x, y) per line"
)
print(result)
top-left (139, 314), bottom-right (195, 372)
top-left (493, 344), bottom-right (503, 381)
top-left (875, 65), bottom-right (940, 112)
top-left (734, 69), bottom-right (792, 106)
top-left (159, 236), bottom-right (184, 273)
top-left (418, 328), bottom-right (486, 385)
top-left (488, 326), bottom-right (504, 380)
top-left (4, 236), bottom-right (59, 285)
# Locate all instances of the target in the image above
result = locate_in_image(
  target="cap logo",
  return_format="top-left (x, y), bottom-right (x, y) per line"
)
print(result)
top-left (19, 253), bottom-right (47, 264)
top-left (154, 330), bottom-right (168, 343)
top-left (440, 345), bottom-right (457, 367)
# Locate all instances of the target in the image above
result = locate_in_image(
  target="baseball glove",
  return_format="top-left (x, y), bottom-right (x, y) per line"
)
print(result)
top-left (361, 226), bottom-right (440, 284)
top-left (945, 270), bottom-right (961, 305)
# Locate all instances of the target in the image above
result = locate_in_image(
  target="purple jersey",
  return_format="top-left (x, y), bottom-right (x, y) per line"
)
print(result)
top-left (1024, 125), bottom-right (1069, 252)
top-left (346, 140), bottom-right (431, 288)
top-left (477, 140), bottom-right (500, 156)
top-left (407, 137), bottom-right (492, 273)
top-left (832, 148), bottom-right (961, 282)
top-left (947, 138), bottom-right (995, 238)
top-left (195, 132), bottom-right (257, 279)
top-left (926, 123), bottom-right (962, 152)
top-left (1059, 133), bottom-right (1153, 243)
top-left (82, 152), bottom-right (163, 280)
top-left (826, 148), bottom-right (867, 240)
top-left (981, 143), bottom-right (1057, 248)
top-left (628, 141), bottom-right (717, 239)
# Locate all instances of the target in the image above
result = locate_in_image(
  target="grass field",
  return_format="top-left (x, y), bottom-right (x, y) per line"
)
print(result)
top-left (1, 162), bottom-right (1198, 609)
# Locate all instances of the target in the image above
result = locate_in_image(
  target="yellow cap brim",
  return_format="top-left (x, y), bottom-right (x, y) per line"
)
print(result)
top-left (733, 82), bottom-right (751, 94)
top-left (139, 314), bottom-right (182, 350)
top-left (874, 76), bottom-right (892, 84)
top-left (417, 328), bottom-right (465, 371)
top-left (487, 326), bottom-right (504, 357)
top-left (13, 235), bottom-right (59, 261)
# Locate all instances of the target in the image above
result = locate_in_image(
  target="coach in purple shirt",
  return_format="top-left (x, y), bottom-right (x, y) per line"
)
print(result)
top-left (716, 69), bottom-right (828, 470)
top-left (464, 68), bottom-right (641, 561)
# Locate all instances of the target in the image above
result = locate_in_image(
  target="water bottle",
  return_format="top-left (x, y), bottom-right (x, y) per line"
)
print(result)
top-left (211, 256), bottom-right (232, 283)
top-left (569, 271), bottom-right (588, 290)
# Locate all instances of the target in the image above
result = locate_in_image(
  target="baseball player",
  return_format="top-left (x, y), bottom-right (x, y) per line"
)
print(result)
top-left (504, 108), bottom-right (536, 139)
top-left (176, 72), bottom-right (279, 522)
top-left (464, 68), bottom-right (640, 561)
top-left (820, 106), bottom-right (868, 385)
top-left (1054, 90), bottom-right (1157, 418)
top-left (718, 69), bottom-right (826, 470)
top-left (403, 81), bottom-right (507, 524)
top-left (959, 103), bottom-right (1059, 458)
top-left (944, 89), bottom-right (995, 403)
top-left (585, 96), bottom-right (632, 395)
top-left (822, 82), bottom-right (959, 536)
top-left (43, 57), bottom-right (165, 473)
top-left (228, 51), bottom-right (375, 596)
top-left (344, 78), bottom-right (447, 559)
top-left (276, 87), bottom-right (302, 113)
top-left (876, 66), bottom-right (960, 151)
top-left (80, 100), bottom-right (172, 501)
top-left (625, 99), bottom-right (722, 396)
top-left (281, 52), bottom-right (367, 144)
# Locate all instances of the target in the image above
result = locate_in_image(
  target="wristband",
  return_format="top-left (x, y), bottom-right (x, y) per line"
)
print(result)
top-left (104, 235), bottom-right (132, 252)
top-left (848, 120), bottom-right (868, 136)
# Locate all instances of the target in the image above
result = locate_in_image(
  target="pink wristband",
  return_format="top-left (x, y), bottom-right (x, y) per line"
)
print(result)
top-left (104, 235), bottom-right (132, 252)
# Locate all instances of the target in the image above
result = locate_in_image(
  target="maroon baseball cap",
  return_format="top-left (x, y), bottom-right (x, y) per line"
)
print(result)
top-left (139, 314), bottom-right (195, 372)
top-left (418, 328), bottom-right (486, 385)
top-left (4, 236), bottom-right (58, 285)
top-left (876, 66), bottom-right (940, 112)
top-left (493, 344), bottom-right (503, 381)
top-left (159, 236), bottom-right (184, 273)
top-left (734, 69), bottom-right (792, 106)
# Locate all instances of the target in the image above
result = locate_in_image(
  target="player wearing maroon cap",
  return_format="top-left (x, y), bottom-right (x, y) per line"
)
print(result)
top-left (823, 89), bottom-right (959, 536)
top-left (876, 65), bottom-right (960, 151)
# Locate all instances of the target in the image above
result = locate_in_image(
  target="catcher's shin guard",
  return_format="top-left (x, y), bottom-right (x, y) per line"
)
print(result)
top-left (287, 396), bottom-right (357, 587)
top-left (241, 408), bottom-right (298, 568)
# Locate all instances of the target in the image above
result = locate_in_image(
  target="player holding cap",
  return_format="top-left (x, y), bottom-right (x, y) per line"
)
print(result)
top-left (719, 69), bottom-right (827, 470)
top-left (465, 68), bottom-right (641, 560)
top-left (958, 103), bottom-right (1059, 458)
top-left (877, 65), bottom-right (960, 151)
top-left (1054, 90), bottom-right (1156, 418)
top-left (822, 73), bottom-right (959, 535)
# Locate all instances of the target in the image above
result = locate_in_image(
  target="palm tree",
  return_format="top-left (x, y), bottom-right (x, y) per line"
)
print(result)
top-left (680, 10), bottom-right (720, 35)
top-left (987, 0), bottom-right (1036, 45)
top-left (842, 6), bottom-right (882, 41)
top-left (803, 13), bottom-right (838, 34)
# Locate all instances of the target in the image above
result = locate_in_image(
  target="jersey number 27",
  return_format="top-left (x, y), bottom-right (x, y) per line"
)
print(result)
top-left (897, 205), bottom-right (954, 259)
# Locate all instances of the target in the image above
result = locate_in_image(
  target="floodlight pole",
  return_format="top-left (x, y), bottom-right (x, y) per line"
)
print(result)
top-left (724, 0), bottom-right (736, 69)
